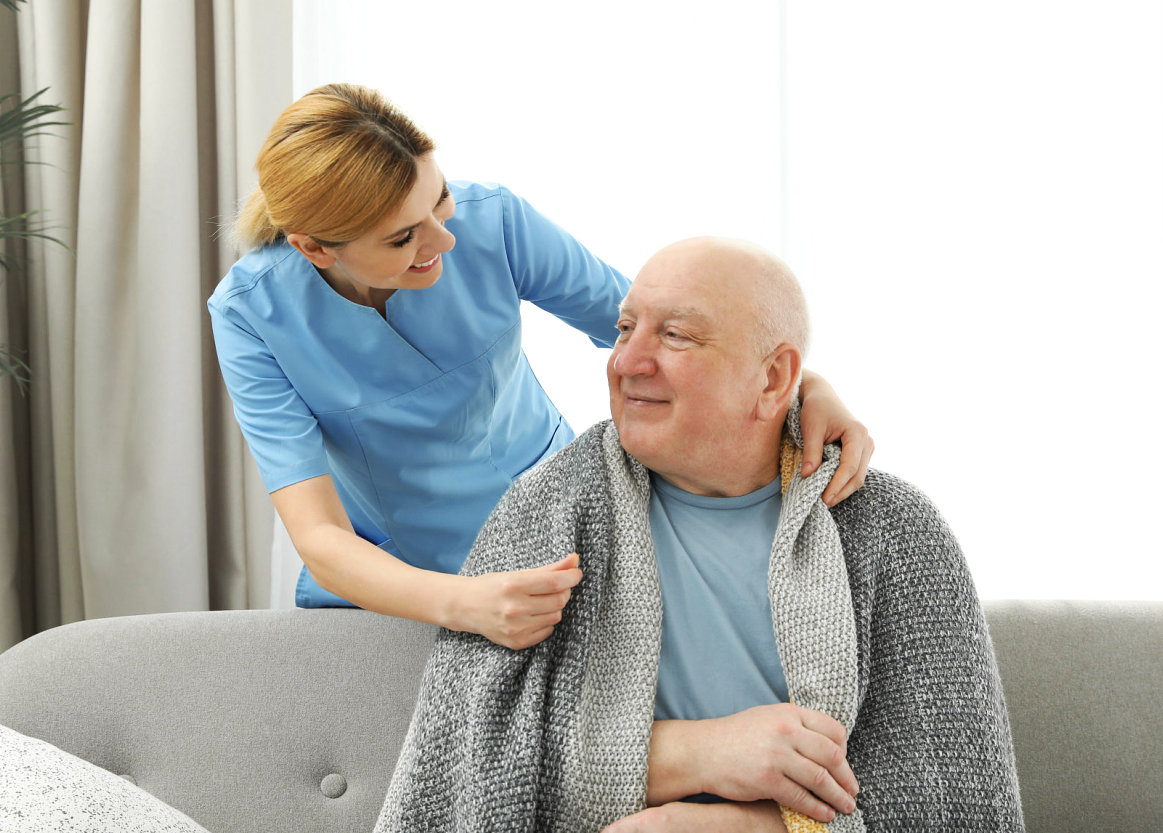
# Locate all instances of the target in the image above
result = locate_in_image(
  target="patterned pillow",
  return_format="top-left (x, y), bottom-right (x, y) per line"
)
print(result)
top-left (0, 724), bottom-right (211, 832)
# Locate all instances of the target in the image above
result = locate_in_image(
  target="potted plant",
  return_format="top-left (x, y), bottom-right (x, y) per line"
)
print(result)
top-left (1, 0), bottom-right (68, 393)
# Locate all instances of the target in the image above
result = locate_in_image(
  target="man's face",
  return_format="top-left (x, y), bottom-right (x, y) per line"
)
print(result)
top-left (607, 243), bottom-right (770, 495)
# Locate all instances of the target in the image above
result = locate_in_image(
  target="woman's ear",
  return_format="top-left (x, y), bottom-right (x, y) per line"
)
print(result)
top-left (757, 343), bottom-right (802, 422)
top-left (286, 233), bottom-right (337, 269)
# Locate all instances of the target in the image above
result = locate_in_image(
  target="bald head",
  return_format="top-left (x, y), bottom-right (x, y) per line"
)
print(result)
top-left (630, 237), bottom-right (809, 360)
top-left (608, 236), bottom-right (810, 496)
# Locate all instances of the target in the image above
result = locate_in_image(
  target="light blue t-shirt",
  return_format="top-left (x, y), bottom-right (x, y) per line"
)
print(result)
top-left (208, 182), bottom-right (630, 606)
top-left (650, 473), bottom-right (789, 722)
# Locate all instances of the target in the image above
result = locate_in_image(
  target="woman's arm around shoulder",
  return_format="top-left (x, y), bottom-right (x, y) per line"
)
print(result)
top-left (798, 369), bottom-right (874, 506)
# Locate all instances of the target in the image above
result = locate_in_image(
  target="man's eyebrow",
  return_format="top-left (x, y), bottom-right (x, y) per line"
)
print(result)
top-left (380, 179), bottom-right (449, 241)
top-left (662, 306), bottom-right (712, 325)
top-left (616, 301), bottom-right (711, 327)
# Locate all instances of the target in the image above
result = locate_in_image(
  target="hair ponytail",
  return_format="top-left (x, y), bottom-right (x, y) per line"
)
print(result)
top-left (233, 186), bottom-right (282, 251)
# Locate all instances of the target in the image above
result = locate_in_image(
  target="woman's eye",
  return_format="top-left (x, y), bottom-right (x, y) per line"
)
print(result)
top-left (437, 184), bottom-right (451, 204)
top-left (391, 229), bottom-right (416, 248)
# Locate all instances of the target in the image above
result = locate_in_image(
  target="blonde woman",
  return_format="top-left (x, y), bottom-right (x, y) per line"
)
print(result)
top-left (208, 83), bottom-right (873, 649)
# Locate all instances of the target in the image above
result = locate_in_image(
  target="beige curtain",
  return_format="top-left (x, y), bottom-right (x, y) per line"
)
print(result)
top-left (0, 0), bottom-right (290, 652)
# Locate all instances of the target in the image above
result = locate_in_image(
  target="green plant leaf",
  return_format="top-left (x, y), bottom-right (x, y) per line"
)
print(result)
top-left (1, 82), bottom-right (69, 392)
top-left (0, 89), bottom-right (69, 154)
top-left (0, 212), bottom-right (72, 270)
top-left (0, 345), bottom-right (31, 396)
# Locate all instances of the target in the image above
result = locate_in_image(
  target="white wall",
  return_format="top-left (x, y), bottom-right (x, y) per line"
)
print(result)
top-left (781, 3), bottom-right (1163, 599)
top-left (289, 1), bottom-right (1163, 601)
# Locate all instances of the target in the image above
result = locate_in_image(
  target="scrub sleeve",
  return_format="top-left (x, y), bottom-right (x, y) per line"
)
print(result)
top-left (208, 182), bottom-right (630, 607)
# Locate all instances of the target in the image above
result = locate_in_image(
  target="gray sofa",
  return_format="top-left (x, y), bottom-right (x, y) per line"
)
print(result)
top-left (0, 601), bottom-right (1159, 832)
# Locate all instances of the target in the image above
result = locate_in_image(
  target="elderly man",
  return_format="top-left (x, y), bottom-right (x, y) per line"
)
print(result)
top-left (376, 238), bottom-right (1024, 832)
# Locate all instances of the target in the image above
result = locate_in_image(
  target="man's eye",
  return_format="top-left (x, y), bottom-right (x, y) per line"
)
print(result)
top-left (391, 230), bottom-right (416, 248)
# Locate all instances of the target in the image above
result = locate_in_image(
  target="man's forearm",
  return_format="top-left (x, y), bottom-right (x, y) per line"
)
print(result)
top-left (644, 720), bottom-right (709, 805)
top-left (645, 705), bottom-right (859, 822)
top-left (602, 799), bottom-right (789, 833)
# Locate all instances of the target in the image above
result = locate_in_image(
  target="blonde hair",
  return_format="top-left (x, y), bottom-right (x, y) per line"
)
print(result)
top-left (233, 83), bottom-right (435, 251)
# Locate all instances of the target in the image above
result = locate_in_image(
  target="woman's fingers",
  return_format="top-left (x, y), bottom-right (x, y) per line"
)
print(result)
top-left (516, 552), bottom-right (583, 595)
top-left (467, 553), bottom-right (583, 649)
top-left (821, 425), bottom-right (873, 506)
top-left (800, 413), bottom-right (826, 478)
top-left (525, 588), bottom-right (573, 617)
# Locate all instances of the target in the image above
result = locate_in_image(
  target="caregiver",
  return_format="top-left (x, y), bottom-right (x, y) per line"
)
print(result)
top-left (208, 83), bottom-right (874, 650)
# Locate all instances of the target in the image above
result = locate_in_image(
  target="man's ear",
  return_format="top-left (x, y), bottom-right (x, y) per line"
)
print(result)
top-left (286, 232), bottom-right (337, 269)
top-left (756, 343), bottom-right (802, 422)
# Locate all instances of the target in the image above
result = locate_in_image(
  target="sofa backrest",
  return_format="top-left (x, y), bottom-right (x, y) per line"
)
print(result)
top-left (0, 602), bottom-right (1160, 832)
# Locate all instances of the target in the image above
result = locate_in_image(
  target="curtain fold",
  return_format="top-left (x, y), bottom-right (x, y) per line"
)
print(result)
top-left (1, 0), bottom-right (289, 652)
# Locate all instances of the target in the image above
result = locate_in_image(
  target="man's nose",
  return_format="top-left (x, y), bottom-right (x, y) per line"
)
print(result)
top-left (612, 332), bottom-right (655, 377)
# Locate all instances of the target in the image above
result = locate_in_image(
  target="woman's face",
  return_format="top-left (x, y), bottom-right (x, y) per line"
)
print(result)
top-left (293, 153), bottom-right (457, 307)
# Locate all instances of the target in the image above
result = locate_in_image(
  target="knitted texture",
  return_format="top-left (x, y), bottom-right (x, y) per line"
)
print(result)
top-left (777, 438), bottom-right (828, 833)
top-left (774, 409), bottom-right (863, 833)
top-left (782, 811), bottom-right (832, 833)
top-left (376, 404), bottom-right (1025, 832)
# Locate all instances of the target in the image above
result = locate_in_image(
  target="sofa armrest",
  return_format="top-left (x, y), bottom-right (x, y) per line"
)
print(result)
top-left (0, 609), bottom-right (436, 833)
top-left (984, 600), bottom-right (1163, 833)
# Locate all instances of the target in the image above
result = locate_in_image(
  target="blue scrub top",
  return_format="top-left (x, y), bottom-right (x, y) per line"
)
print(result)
top-left (208, 182), bottom-right (630, 606)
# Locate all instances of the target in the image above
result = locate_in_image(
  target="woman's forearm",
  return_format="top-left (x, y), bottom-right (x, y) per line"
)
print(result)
top-left (271, 473), bottom-right (459, 624)
top-left (798, 367), bottom-right (831, 399)
top-left (295, 520), bottom-right (463, 625)
top-left (271, 474), bottom-right (581, 649)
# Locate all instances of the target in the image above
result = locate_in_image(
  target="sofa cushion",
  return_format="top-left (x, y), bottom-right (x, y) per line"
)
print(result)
top-left (0, 724), bottom-right (211, 832)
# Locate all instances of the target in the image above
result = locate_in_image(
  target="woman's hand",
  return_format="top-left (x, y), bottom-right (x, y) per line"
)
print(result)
top-left (602, 800), bottom-right (787, 833)
top-left (451, 552), bottom-right (583, 649)
top-left (798, 370), bottom-right (873, 506)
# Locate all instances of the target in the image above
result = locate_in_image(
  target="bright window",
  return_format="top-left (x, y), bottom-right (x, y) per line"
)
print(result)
top-left (291, 1), bottom-right (1163, 600)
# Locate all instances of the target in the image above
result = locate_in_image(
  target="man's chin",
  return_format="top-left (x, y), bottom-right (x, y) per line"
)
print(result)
top-left (615, 426), bottom-right (664, 469)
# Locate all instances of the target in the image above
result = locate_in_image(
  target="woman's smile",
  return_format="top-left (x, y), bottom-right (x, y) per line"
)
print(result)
top-left (409, 253), bottom-right (441, 273)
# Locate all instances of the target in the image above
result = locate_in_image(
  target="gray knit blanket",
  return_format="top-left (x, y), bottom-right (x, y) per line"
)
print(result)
top-left (375, 407), bottom-right (1025, 832)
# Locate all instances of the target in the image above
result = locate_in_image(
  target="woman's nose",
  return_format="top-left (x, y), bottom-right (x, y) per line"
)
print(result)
top-left (433, 221), bottom-right (455, 253)
top-left (420, 217), bottom-right (455, 255)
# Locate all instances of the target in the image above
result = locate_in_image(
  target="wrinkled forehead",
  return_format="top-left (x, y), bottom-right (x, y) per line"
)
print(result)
top-left (618, 296), bottom-right (715, 332)
top-left (620, 250), bottom-right (749, 324)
